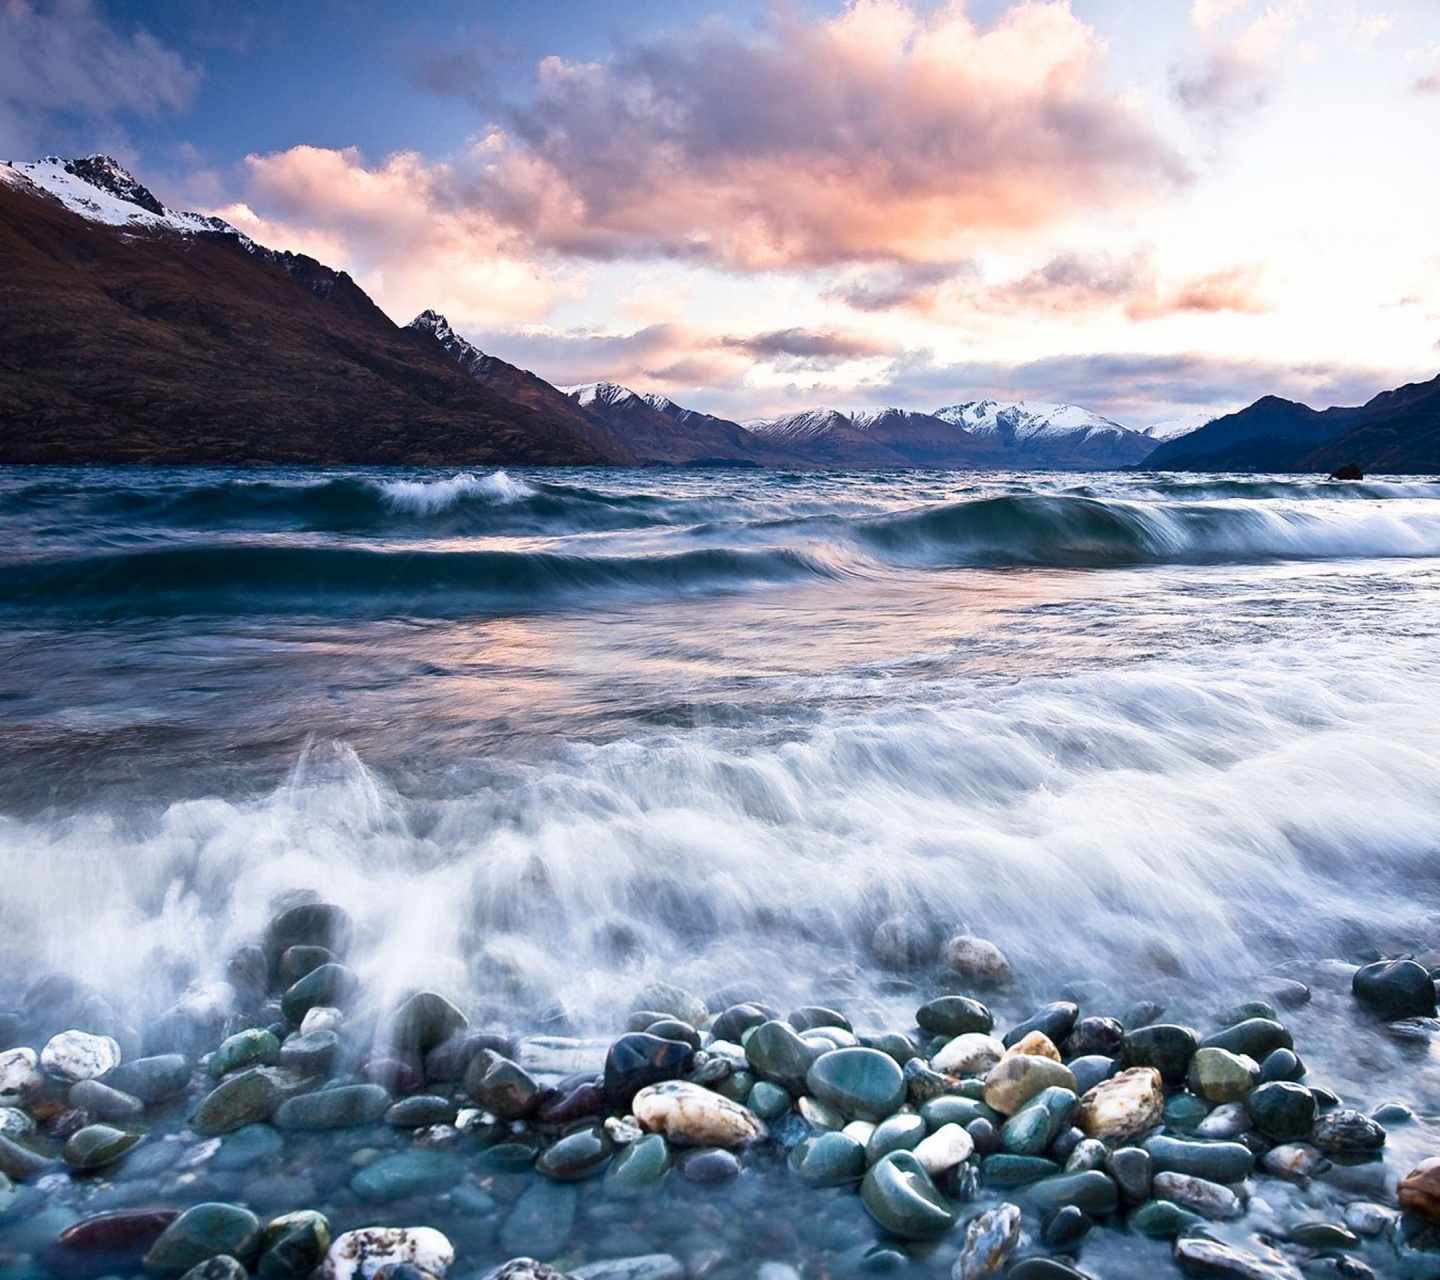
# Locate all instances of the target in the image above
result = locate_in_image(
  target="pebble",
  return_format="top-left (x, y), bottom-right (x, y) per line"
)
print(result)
top-left (69, 1077), bottom-right (144, 1120)
top-left (941, 935), bottom-right (1012, 985)
top-left (1310, 1109), bottom-right (1385, 1153)
top-left (859, 1151), bottom-right (959, 1240)
top-left (572, 1256), bottom-right (684, 1280)
top-left (983, 1056), bottom-right (1077, 1116)
top-left (273, 1084), bottom-right (390, 1131)
top-left (1188, 1047), bottom-right (1260, 1103)
top-left (912, 1122), bottom-right (974, 1175)
top-left (1400, 1158), bottom-right (1440, 1224)
top-left (62, 1123), bottom-right (142, 1170)
top-left (952, 1201), bottom-right (1021, 1278)
top-left (321, 1227), bottom-right (454, 1280)
top-left (806, 1048), bottom-right (907, 1121)
top-left (144, 1202), bottom-right (263, 1276)
top-left (0, 1047), bottom-right (43, 1105)
top-left (1145, 1135), bottom-right (1254, 1183)
top-left (1106, 1146), bottom-right (1152, 1203)
top-left (1120, 1024), bottom-right (1200, 1084)
top-left (931, 1033), bottom-right (1005, 1078)
top-left (1002, 1003), bottom-right (1078, 1049)
top-left (917, 998), bottom-right (994, 1038)
top-left (1197, 1102), bottom-right (1251, 1139)
top-left (258, 1209), bottom-right (331, 1278)
top-left (300, 1006), bottom-right (344, 1035)
top-left (41, 1031), bottom-right (122, 1083)
top-left (1074, 1067), bottom-right (1164, 1141)
top-left (1260, 1143), bottom-right (1323, 1179)
top-left (1172, 1234), bottom-right (1303, 1280)
top-left (1352, 958), bottom-right (1437, 1019)
top-left (102, 1053), bottom-right (192, 1103)
top-left (1245, 1082), bottom-right (1317, 1143)
top-left (1152, 1171), bottom-right (1244, 1219)
top-left (632, 1080), bottom-right (766, 1148)
top-left (1342, 1201), bottom-right (1395, 1236)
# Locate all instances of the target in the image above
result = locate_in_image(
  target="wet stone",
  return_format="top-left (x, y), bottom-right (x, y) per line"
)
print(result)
top-left (41, 1208), bottom-right (180, 1278)
top-left (41, 1031), bottom-right (122, 1083)
top-left (1068, 1055), bottom-right (1117, 1096)
top-left (323, 1226), bottom-right (453, 1280)
top-left (1152, 1171), bottom-right (1244, 1219)
top-left (1165, 1093), bottom-right (1213, 1131)
top-left (1064, 1017), bottom-right (1124, 1059)
top-left (277, 1029), bottom-right (338, 1075)
top-left (278, 963), bottom-right (358, 1024)
top-left (423, 1030), bottom-right (514, 1082)
top-left (1288, 1222), bottom-right (1359, 1250)
top-left (0, 1131), bottom-right (60, 1179)
top-left (0, 1047), bottom-right (43, 1105)
top-left (981, 1154), bottom-right (1060, 1187)
top-left (101, 1053), bottom-right (191, 1103)
top-left (465, 1052), bottom-right (544, 1120)
top-left (263, 902), bottom-right (352, 968)
top-left (1121, 1025), bottom-right (1200, 1085)
top-left (931, 1033), bottom-right (1005, 1078)
top-left (952, 1201), bottom-right (1021, 1278)
top-left (860, 1151), bottom-right (959, 1240)
top-left (1129, 1200), bottom-right (1204, 1239)
top-left (603, 1132), bottom-right (671, 1196)
top-left (1145, 1135), bottom-right (1255, 1183)
top-left (676, 1146), bottom-right (740, 1182)
top-left (1201, 1019), bottom-right (1293, 1061)
top-left (1352, 959), bottom-right (1437, 1020)
top-left (868, 1113), bottom-right (927, 1164)
top-left (747, 1080), bottom-right (791, 1120)
top-left (1074, 1067), bottom-right (1164, 1141)
top-left (352, 1149), bottom-right (465, 1200)
top-left (62, 1123), bottom-right (141, 1170)
top-left (790, 1005), bottom-right (852, 1033)
top-left (1399, 1157), bottom-right (1440, 1223)
top-left (1172, 1233), bottom-right (1303, 1280)
top-left (647, 1018), bottom-right (700, 1050)
top-left (1065, 1137), bottom-right (1108, 1173)
top-left (1107, 1145), bottom-right (1152, 1203)
top-left (536, 1126), bottom-right (613, 1182)
top-left (603, 1034), bottom-right (694, 1109)
top-left (256, 1208), bottom-right (330, 1279)
top-left (1002, 1002), bottom-right (1078, 1049)
top-left (1197, 1103), bottom-right (1251, 1140)
top-left (911, 1122), bottom-right (974, 1175)
top-left (807, 1047), bottom-right (906, 1121)
top-left (388, 991), bottom-right (468, 1057)
top-left (1044, 1204), bottom-right (1092, 1249)
top-left (272, 1083), bottom-right (390, 1130)
top-left (942, 934), bottom-right (1012, 986)
top-left (632, 982), bottom-right (707, 1029)
top-left (1024, 1170), bottom-right (1120, 1217)
top-left (385, 1094), bottom-right (458, 1128)
top-left (983, 1056), bottom-right (1076, 1117)
top-left (178, 1257), bottom-right (248, 1280)
top-left (500, 1180), bottom-right (578, 1257)
top-left (1006, 1261), bottom-right (1089, 1280)
top-left (1343, 1202), bottom-right (1395, 1236)
top-left (711, 1003), bottom-right (774, 1045)
top-left (1311, 1109), bottom-right (1385, 1153)
top-left (1246, 1082), bottom-right (1317, 1143)
top-left (905, 1058), bottom-right (963, 1104)
top-left (798, 1094), bottom-right (844, 1130)
top-left (0, 1106), bottom-right (34, 1138)
top-left (1259, 1048), bottom-right (1304, 1083)
top-left (143, 1203), bottom-right (263, 1277)
top-left (922, 1095), bottom-right (995, 1129)
top-left (1000, 1087), bottom-right (1077, 1156)
top-left (917, 998), bottom-right (994, 1038)
top-left (632, 1080), bottom-right (765, 1148)
top-left (1188, 1048), bottom-right (1261, 1103)
top-left (745, 1021), bottom-right (822, 1091)
top-left (212, 1123), bottom-right (285, 1172)
top-left (68, 1078), bottom-right (143, 1121)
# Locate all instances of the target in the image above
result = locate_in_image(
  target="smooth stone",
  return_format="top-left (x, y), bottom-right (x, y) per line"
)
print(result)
top-left (745, 1020), bottom-right (823, 1091)
top-left (101, 1054), bottom-right (191, 1103)
top-left (677, 1146), bottom-right (740, 1183)
top-left (1165, 1093), bottom-right (1212, 1131)
top-left (536, 1126), bottom-right (613, 1182)
top-left (178, 1258), bottom-right (247, 1280)
top-left (860, 1151), bottom-right (959, 1240)
top-left (352, 1149), bottom-right (465, 1200)
top-left (807, 1048), bottom-right (907, 1121)
top-left (632, 1080), bottom-right (765, 1148)
top-left (1000, 1087), bottom-right (1076, 1156)
top-left (916, 998), bottom-right (994, 1038)
top-left (278, 944), bottom-right (335, 986)
top-left (464, 1052), bottom-right (543, 1119)
top-left (603, 1034), bottom-right (694, 1109)
top-left (1068, 1055), bottom-right (1117, 1096)
top-left (747, 1080), bottom-right (791, 1120)
top-left (322, 1226), bottom-right (453, 1280)
top-left (144, 1203), bottom-right (263, 1276)
top-left (476, 1141), bottom-right (539, 1173)
top-left (273, 1084), bottom-right (390, 1130)
top-left (648, 1018), bottom-right (701, 1050)
top-left (922, 1096), bottom-right (996, 1130)
top-left (983, 1056), bottom-right (1076, 1117)
top-left (952, 1201), bottom-right (1020, 1278)
top-left (68, 1078), bottom-right (143, 1121)
top-left (790, 1131), bottom-right (868, 1186)
top-left (1002, 1003), bottom-right (1078, 1049)
top-left (1188, 1048), bottom-right (1261, 1104)
top-left (41, 1031), bottom-right (122, 1083)
top-left (981, 1154), bottom-right (1059, 1187)
top-left (941, 934), bottom-right (1012, 985)
top-left (1352, 959), bottom-right (1437, 1019)
top-left (301, 1006), bottom-right (343, 1035)
top-left (1024, 1170), bottom-right (1119, 1216)
top-left (1260, 1143), bottom-right (1322, 1179)
top-left (263, 902), bottom-right (352, 966)
top-left (257, 1209), bottom-right (331, 1279)
top-left (931, 1034), bottom-right (1005, 1078)
top-left (1343, 1202), bottom-right (1395, 1236)
top-left (1129, 1200), bottom-right (1203, 1239)
top-left (0, 1106), bottom-right (34, 1137)
top-left (1219, 1000), bottom-right (1278, 1023)
top-left (711, 1003), bottom-right (774, 1045)
top-left (1288, 1222), bottom-right (1359, 1250)
top-left (1044, 1204), bottom-right (1092, 1249)
top-left (1311, 1109), bottom-right (1385, 1153)
top-left (1259, 1048), bottom-right (1304, 1083)
top-left (1065, 1137), bottom-right (1108, 1173)
top-left (1172, 1234), bottom-right (1303, 1280)
top-left (789, 1005), bottom-right (852, 1033)
top-left (1145, 1135), bottom-right (1255, 1182)
top-left (905, 1058), bottom-right (963, 1104)
top-left (603, 1132), bottom-right (671, 1195)
top-left (499, 1180), bottom-right (578, 1257)
top-left (210, 1029), bottom-right (279, 1079)
top-left (279, 964), bottom-right (358, 1024)
top-left (62, 1123), bottom-right (141, 1170)
top-left (1152, 1170), bottom-right (1244, 1219)
top-left (1373, 1101), bottom-right (1412, 1124)
top-left (798, 1094), bottom-right (845, 1131)
top-left (1201, 1020), bottom-right (1293, 1061)
top-left (1064, 1018), bottom-right (1124, 1059)
top-left (865, 1031), bottom-right (923, 1066)
top-left (277, 1029), bottom-right (338, 1075)
top-left (0, 1047), bottom-right (43, 1105)
top-left (1074, 1067), bottom-right (1164, 1141)
top-left (41, 1208), bottom-right (180, 1278)
top-left (422, 1030), bottom-right (513, 1081)
top-left (387, 992), bottom-right (468, 1057)
top-left (1050, 1126), bottom-right (1083, 1163)
top-left (631, 982), bottom-right (707, 1028)
top-left (1002, 1031), bottom-right (1062, 1063)
top-left (1245, 1082), bottom-right (1316, 1143)
top-left (868, 1114), bottom-right (928, 1164)
top-left (912, 1122), bottom-right (974, 1175)
top-left (571, 1256), bottom-right (683, 1280)
top-left (385, 1095), bottom-right (457, 1128)
top-left (1197, 1103), bottom-right (1251, 1139)
top-left (1124, 1000), bottom-right (1166, 1029)
top-left (212, 1123), bottom-right (285, 1172)
top-left (844, 1119), bottom-right (878, 1145)
top-left (1399, 1158), bottom-right (1440, 1223)
top-left (1121, 1025), bottom-right (1200, 1085)
top-left (192, 1067), bottom-right (296, 1137)
top-left (1107, 1145), bottom-right (1152, 1202)
top-left (872, 915), bottom-right (940, 969)
top-left (0, 1130), bottom-right (59, 1179)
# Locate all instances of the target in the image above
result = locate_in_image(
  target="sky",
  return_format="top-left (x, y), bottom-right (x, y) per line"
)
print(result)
top-left (3, 0), bottom-right (1439, 426)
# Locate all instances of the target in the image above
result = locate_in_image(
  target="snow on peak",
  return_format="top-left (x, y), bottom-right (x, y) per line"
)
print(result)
top-left (561, 381), bottom-right (642, 410)
top-left (1141, 412), bottom-right (1217, 442)
top-left (407, 310), bottom-right (495, 377)
top-left (934, 399), bottom-right (1131, 443)
top-left (3, 155), bottom-right (245, 240)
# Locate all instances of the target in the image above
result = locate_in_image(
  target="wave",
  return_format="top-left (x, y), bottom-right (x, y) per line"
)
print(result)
top-left (0, 541), bottom-right (832, 616)
top-left (859, 492), bottom-right (1440, 568)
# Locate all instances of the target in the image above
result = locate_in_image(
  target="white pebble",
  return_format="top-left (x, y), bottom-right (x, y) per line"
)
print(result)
top-left (912, 1122), bottom-right (974, 1175)
top-left (0, 1048), bottom-right (43, 1106)
top-left (301, 1006), bottom-right (343, 1034)
top-left (322, 1226), bottom-right (454, 1280)
top-left (40, 1031), bottom-right (121, 1083)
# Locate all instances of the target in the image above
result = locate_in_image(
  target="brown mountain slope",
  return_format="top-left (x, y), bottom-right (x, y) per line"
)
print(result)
top-left (0, 172), bottom-right (622, 465)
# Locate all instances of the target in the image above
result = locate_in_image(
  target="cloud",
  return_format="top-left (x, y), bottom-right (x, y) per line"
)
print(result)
top-left (720, 328), bottom-right (894, 367)
top-left (1415, 72), bottom-right (1440, 94)
top-left (0, 0), bottom-right (200, 157)
top-left (1174, 0), bottom-right (1309, 130)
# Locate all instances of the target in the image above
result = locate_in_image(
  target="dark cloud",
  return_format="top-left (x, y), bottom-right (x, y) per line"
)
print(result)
top-left (720, 328), bottom-right (893, 366)
top-left (0, 0), bottom-right (200, 156)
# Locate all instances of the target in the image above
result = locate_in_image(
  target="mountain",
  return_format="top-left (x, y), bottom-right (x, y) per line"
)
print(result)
top-left (0, 156), bottom-right (622, 465)
top-left (1140, 412), bottom-right (1216, 444)
top-left (747, 406), bottom-right (1007, 468)
top-left (559, 381), bottom-right (807, 466)
top-left (934, 400), bottom-right (1155, 468)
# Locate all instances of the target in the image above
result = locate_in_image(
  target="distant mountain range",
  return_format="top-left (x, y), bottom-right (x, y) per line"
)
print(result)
top-left (2, 154), bottom-right (1435, 473)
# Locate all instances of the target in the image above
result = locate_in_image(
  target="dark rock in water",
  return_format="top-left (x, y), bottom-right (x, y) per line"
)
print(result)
top-left (41, 1208), bottom-right (180, 1278)
top-left (276, 1030), bottom-right (338, 1075)
top-left (676, 1146), bottom-right (741, 1182)
top-left (424, 1029), bottom-right (515, 1082)
top-left (1065, 1017), bottom-right (1124, 1058)
top-left (362, 1053), bottom-right (423, 1096)
top-left (1330, 463), bottom-right (1364, 480)
top-left (903, 1057), bottom-right (962, 1104)
top-left (871, 916), bottom-right (941, 970)
top-left (1068, 1055), bottom-right (1118, 1096)
top-left (353, 1149), bottom-right (465, 1200)
top-left (710, 1003), bottom-right (774, 1045)
top-left (746, 1020), bottom-right (823, 1091)
top-left (210, 1028), bottom-right (280, 1079)
top-left (101, 1053), bottom-right (191, 1103)
top-left (916, 997), bottom-right (994, 1037)
top-left (273, 1083), bottom-right (390, 1130)
top-left (178, 1258), bottom-right (247, 1280)
top-left (1025, 1170), bottom-right (1120, 1216)
top-left (1258, 1048), bottom-right (1303, 1083)
top-left (1352, 959), bottom-right (1437, 1019)
top-left (500, 1179), bottom-right (579, 1257)
top-left (277, 945), bottom-right (335, 986)
top-left (143, 1203), bottom-right (263, 1276)
top-left (1172, 1233), bottom-right (1303, 1279)
top-left (385, 1094), bottom-right (458, 1128)
top-left (1044, 1203), bottom-right (1092, 1249)
top-left (630, 983), bottom-right (707, 1028)
top-left (0, 1130), bottom-right (59, 1179)
top-left (192, 1067), bottom-right (301, 1137)
top-left (646, 1018), bottom-right (701, 1050)
top-left (1202, 1019), bottom-right (1293, 1060)
top-left (1120, 1024), bottom-right (1200, 1084)
top-left (982, 1153), bottom-right (1060, 1186)
top-left (538, 1082), bottom-right (604, 1126)
top-left (466, 1051), bottom-right (544, 1119)
top-left (1107, 1146), bottom-right (1152, 1204)
top-left (68, 1078), bottom-right (143, 1121)
top-left (1245, 1082), bottom-right (1316, 1143)
top-left (807, 1048), bottom-right (906, 1121)
top-left (278, 963), bottom-right (358, 1024)
top-left (1003, 1003), bottom-right (1079, 1049)
top-left (1265, 979), bottom-right (1311, 1009)
top-left (62, 1123), bottom-right (141, 1170)
top-left (604, 1132), bottom-right (672, 1196)
top-left (389, 991), bottom-right (469, 1056)
top-left (1311, 1109), bottom-right (1385, 1153)
top-left (1130, 1200), bottom-right (1204, 1239)
top-left (536, 1126), bottom-right (613, 1182)
top-left (860, 1151), bottom-right (959, 1239)
top-left (602, 1034), bottom-right (693, 1109)
top-left (263, 902), bottom-right (352, 969)
top-left (789, 1006), bottom-right (853, 1034)
top-left (256, 1208), bottom-right (330, 1279)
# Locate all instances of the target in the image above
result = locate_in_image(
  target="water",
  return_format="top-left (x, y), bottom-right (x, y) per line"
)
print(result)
top-left (4, 465), bottom-right (1440, 1275)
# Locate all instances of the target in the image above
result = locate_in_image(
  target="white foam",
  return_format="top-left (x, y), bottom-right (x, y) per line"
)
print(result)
top-left (378, 471), bottom-right (537, 514)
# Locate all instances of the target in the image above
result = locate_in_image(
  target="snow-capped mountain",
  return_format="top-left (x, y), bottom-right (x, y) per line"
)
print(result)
top-left (747, 406), bottom-right (1003, 467)
top-left (2, 155), bottom-right (243, 238)
top-left (1140, 412), bottom-right (1217, 443)
top-left (933, 400), bottom-right (1155, 467)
